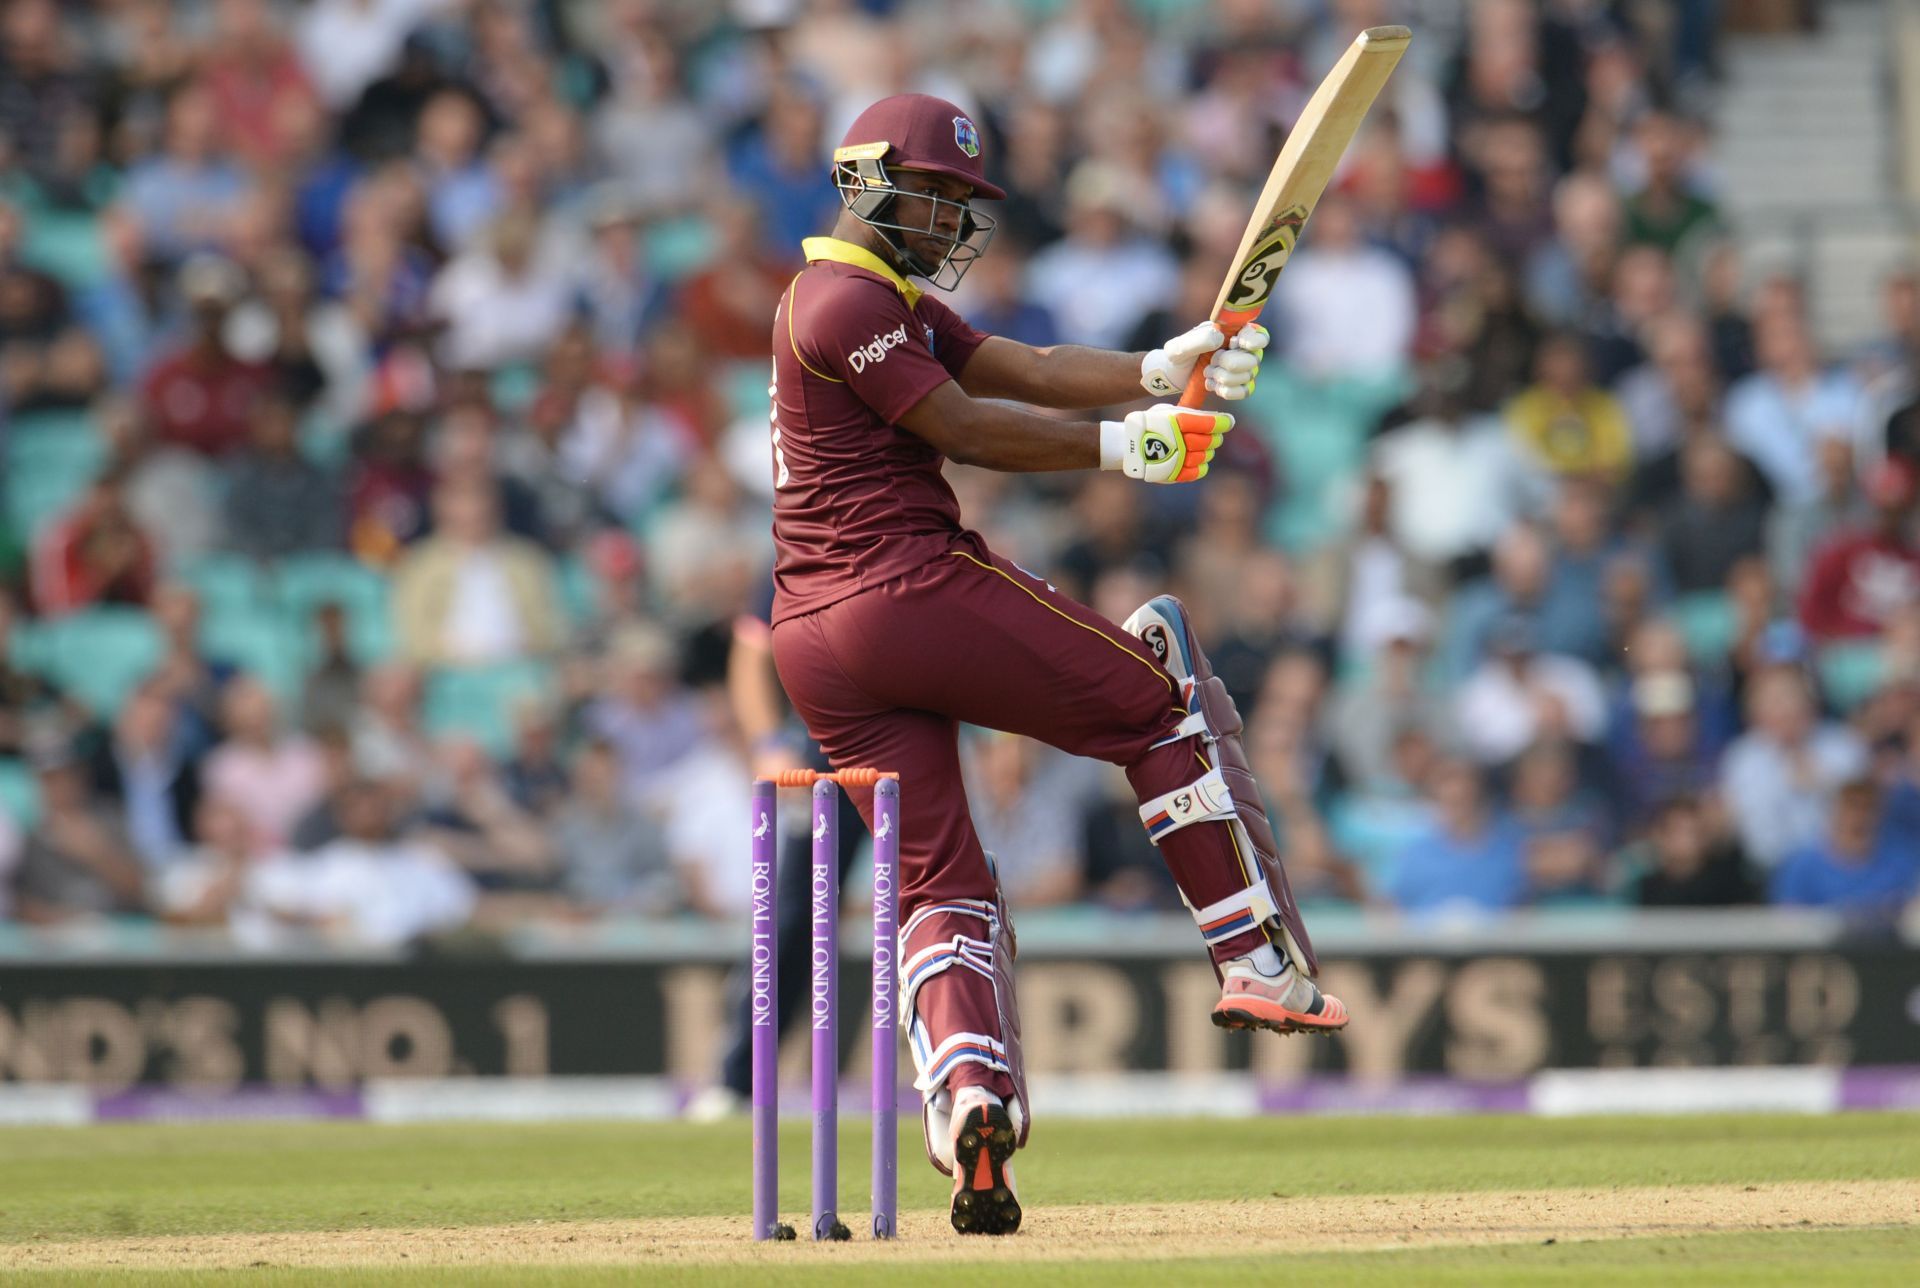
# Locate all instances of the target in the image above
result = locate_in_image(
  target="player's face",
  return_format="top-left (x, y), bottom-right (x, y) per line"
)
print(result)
top-left (891, 169), bottom-right (974, 266)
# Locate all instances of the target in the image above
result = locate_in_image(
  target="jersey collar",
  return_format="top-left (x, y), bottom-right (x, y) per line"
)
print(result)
top-left (802, 236), bottom-right (922, 309)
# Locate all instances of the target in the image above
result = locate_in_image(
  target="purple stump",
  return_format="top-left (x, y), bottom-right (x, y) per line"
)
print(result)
top-left (810, 779), bottom-right (846, 1241)
top-left (870, 776), bottom-right (900, 1238)
top-left (749, 779), bottom-right (785, 1240)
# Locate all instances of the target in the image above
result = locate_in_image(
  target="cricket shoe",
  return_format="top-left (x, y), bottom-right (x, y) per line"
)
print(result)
top-left (948, 1095), bottom-right (1022, 1235)
top-left (1213, 954), bottom-right (1348, 1036)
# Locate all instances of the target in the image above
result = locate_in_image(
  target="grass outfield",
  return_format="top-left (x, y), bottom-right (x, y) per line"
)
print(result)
top-left (1, 1113), bottom-right (1915, 1284)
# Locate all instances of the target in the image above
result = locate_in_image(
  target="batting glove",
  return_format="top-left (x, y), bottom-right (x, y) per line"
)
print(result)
top-left (1139, 322), bottom-right (1269, 400)
top-left (1100, 404), bottom-right (1233, 484)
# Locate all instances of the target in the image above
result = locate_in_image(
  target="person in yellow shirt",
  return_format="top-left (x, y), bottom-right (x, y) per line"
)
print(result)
top-left (1504, 332), bottom-right (1634, 483)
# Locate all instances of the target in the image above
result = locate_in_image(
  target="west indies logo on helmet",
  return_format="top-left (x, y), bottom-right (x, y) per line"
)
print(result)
top-left (831, 93), bottom-right (1002, 292)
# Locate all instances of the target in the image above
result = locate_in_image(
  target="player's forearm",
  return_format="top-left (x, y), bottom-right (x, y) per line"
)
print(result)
top-left (945, 401), bottom-right (1102, 472)
top-left (959, 337), bottom-right (1144, 410)
top-left (899, 382), bottom-right (1100, 472)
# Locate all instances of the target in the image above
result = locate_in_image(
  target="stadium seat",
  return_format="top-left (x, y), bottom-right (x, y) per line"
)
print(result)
top-left (556, 554), bottom-right (598, 628)
top-left (422, 660), bottom-right (556, 756)
top-left (1817, 641), bottom-right (1884, 713)
top-left (177, 552), bottom-right (270, 620)
top-left (1671, 592), bottom-right (1738, 664)
top-left (0, 757), bottom-right (38, 830)
top-left (33, 607), bottom-right (163, 715)
top-left (726, 363), bottom-right (772, 422)
top-left (200, 607), bottom-right (308, 708)
top-left (4, 411), bottom-right (108, 543)
top-left (645, 214), bottom-right (716, 281)
top-left (20, 210), bottom-right (109, 289)
top-left (275, 554), bottom-right (395, 664)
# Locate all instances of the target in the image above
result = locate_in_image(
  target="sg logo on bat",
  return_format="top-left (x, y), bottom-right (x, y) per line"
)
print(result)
top-left (1226, 204), bottom-right (1309, 314)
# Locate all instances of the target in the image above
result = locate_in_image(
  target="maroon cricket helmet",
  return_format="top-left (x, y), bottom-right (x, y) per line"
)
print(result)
top-left (835, 94), bottom-right (1005, 200)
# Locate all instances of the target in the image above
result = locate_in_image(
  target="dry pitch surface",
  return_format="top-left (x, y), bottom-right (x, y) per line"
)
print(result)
top-left (1, 1114), bottom-right (1916, 1284)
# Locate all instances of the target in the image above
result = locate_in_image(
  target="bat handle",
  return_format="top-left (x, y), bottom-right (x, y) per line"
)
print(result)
top-left (1176, 310), bottom-right (1258, 409)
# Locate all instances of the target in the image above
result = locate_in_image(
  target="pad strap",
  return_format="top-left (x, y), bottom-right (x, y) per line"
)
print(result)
top-left (1191, 884), bottom-right (1281, 945)
top-left (911, 1029), bottom-right (1012, 1094)
top-left (1149, 709), bottom-right (1212, 750)
top-left (1138, 766), bottom-right (1235, 844)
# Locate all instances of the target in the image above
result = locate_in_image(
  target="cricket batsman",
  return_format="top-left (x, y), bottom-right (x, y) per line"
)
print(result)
top-left (769, 94), bottom-right (1347, 1236)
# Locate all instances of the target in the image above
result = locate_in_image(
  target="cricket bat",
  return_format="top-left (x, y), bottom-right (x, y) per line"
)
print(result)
top-left (1180, 25), bottom-right (1411, 408)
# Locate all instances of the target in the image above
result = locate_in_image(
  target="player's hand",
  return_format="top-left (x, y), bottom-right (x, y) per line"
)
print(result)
top-left (1100, 404), bottom-right (1233, 483)
top-left (1139, 322), bottom-right (1269, 400)
top-left (1202, 324), bottom-right (1268, 400)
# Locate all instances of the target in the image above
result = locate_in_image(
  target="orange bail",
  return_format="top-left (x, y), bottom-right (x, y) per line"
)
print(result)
top-left (765, 767), bottom-right (899, 788)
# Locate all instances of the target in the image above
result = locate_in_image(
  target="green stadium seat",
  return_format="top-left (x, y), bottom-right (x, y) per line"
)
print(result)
top-left (4, 411), bottom-right (108, 543)
top-left (177, 552), bottom-right (270, 620)
top-left (556, 554), bottom-right (598, 628)
top-left (1670, 592), bottom-right (1738, 664)
top-left (0, 757), bottom-right (39, 830)
top-left (201, 607), bottom-right (308, 708)
top-left (1817, 641), bottom-right (1884, 713)
top-left (645, 214), bottom-right (716, 281)
top-left (726, 363), bottom-right (772, 422)
top-left (34, 608), bottom-right (163, 715)
top-left (423, 660), bottom-right (555, 757)
top-left (20, 210), bottom-right (109, 289)
top-left (275, 554), bottom-right (395, 665)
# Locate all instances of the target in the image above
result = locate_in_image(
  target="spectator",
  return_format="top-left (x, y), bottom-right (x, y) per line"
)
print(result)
top-left (249, 779), bottom-right (476, 946)
top-left (1455, 615), bottom-right (1607, 766)
top-left (726, 80), bottom-right (840, 258)
top-left (0, 200), bottom-right (107, 411)
top-left (348, 662), bottom-right (431, 790)
top-left (346, 406), bottom-right (434, 566)
top-left (30, 472), bottom-right (158, 617)
top-left (1502, 331), bottom-right (1634, 489)
top-left (198, 0), bottom-right (324, 170)
top-left (1608, 669), bottom-right (1728, 829)
top-left (223, 388), bottom-right (344, 559)
top-left (1510, 739), bottom-right (1609, 900)
top-left (146, 583), bottom-right (236, 754)
top-left (1245, 714), bottom-right (1363, 903)
top-left (1659, 434), bottom-right (1769, 595)
top-left (117, 82), bottom-right (253, 266)
top-left (554, 739), bottom-right (678, 913)
top-left (1525, 171), bottom-right (1622, 330)
top-left (1625, 795), bottom-right (1758, 907)
top-left (150, 797), bottom-right (267, 934)
top-left (570, 191), bottom-right (666, 356)
top-left (430, 211), bottom-right (574, 371)
top-left (676, 201), bottom-right (794, 362)
top-left (1725, 312), bottom-right (1864, 505)
top-left (299, 604), bottom-right (361, 737)
top-left (0, 589), bottom-right (77, 755)
top-left (954, 236), bottom-right (1059, 350)
top-left (1770, 433), bottom-right (1868, 591)
top-left (587, 624), bottom-right (703, 800)
top-left (0, 0), bottom-right (91, 184)
top-left (1771, 780), bottom-right (1919, 918)
top-left (1797, 459), bottom-right (1920, 642)
top-left (8, 733), bottom-right (146, 924)
top-left (962, 732), bottom-right (1094, 908)
top-left (1721, 664), bottom-right (1869, 869)
top-left (203, 675), bottom-right (328, 853)
top-left (1384, 757), bottom-right (1528, 917)
top-left (1438, 522), bottom-right (1609, 682)
top-left (392, 480), bottom-right (567, 666)
top-left (1302, 473), bottom-right (1442, 661)
top-left (502, 700), bottom-right (569, 818)
top-left (1026, 161), bottom-right (1178, 350)
top-left (1373, 365), bottom-right (1525, 571)
top-left (1271, 195), bottom-right (1416, 381)
top-left (87, 679), bottom-right (201, 870)
top-left (1328, 598), bottom-right (1445, 793)
top-left (1621, 109), bottom-right (1721, 254)
top-left (139, 254), bottom-right (275, 457)
top-left (415, 737), bottom-right (555, 889)
top-left (1615, 312), bottom-right (1724, 461)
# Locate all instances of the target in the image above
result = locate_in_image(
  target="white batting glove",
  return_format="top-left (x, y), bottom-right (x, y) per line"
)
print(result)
top-left (1203, 323), bottom-right (1268, 400)
top-left (1140, 321), bottom-right (1223, 398)
top-left (1099, 404), bottom-right (1234, 484)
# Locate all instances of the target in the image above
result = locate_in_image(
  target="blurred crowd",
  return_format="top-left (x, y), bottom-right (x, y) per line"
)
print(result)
top-left (1, 0), bottom-right (1916, 946)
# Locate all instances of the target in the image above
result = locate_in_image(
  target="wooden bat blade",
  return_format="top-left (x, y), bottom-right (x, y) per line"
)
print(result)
top-left (1179, 24), bottom-right (1411, 408)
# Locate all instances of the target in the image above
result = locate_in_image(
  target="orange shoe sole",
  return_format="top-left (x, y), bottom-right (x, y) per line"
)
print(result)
top-left (949, 1103), bottom-right (1021, 1235)
top-left (1211, 991), bottom-right (1349, 1036)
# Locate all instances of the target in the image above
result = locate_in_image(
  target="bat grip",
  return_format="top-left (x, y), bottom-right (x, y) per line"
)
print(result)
top-left (1176, 312), bottom-right (1256, 409)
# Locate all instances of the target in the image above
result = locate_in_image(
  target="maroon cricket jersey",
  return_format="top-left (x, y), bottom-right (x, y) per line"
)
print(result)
top-left (768, 237), bottom-right (988, 625)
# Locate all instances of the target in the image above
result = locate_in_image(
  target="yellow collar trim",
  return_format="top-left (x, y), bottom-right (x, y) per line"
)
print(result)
top-left (802, 236), bottom-right (921, 308)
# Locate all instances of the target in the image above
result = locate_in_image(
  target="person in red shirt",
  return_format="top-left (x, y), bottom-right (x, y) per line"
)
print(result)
top-left (31, 470), bottom-right (157, 618)
top-left (767, 94), bottom-right (1339, 1234)
top-left (139, 255), bottom-right (275, 457)
top-left (1799, 459), bottom-right (1920, 641)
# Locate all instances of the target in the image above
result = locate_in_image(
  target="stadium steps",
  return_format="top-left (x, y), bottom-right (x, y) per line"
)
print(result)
top-left (1716, 0), bottom-right (1915, 353)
